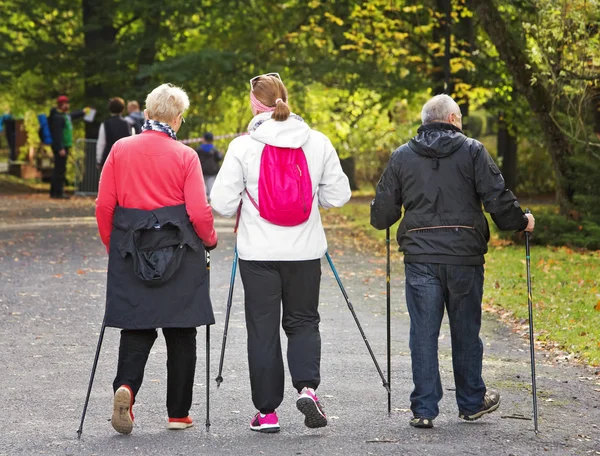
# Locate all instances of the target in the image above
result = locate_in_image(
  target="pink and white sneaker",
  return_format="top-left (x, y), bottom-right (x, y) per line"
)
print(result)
top-left (250, 411), bottom-right (280, 433)
top-left (296, 387), bottom-right (327, 428)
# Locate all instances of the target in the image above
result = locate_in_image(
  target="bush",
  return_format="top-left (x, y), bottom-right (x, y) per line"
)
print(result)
top-left (570, 153), bottom-right (600, 225)
top-left (467, 113), bottom-right (484, 138)
top-left (498, 210), bottom-right (600, 250)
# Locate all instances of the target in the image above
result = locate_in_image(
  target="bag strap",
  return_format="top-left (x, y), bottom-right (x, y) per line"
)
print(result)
top-left (245, 188), bottom-right (260, 212)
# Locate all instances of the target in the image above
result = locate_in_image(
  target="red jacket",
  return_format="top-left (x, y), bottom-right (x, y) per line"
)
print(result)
top-left (96, 130), bottom-right (218, 250)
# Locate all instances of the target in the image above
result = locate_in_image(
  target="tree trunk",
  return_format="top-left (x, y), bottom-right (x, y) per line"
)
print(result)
top-left (472, 0), bottom-right (574, 210)
top-left (134, 16), bottom-right (161, 99)
top-left (497, 113), bottom-right (518, 191)
top-left (432, 0), bottom-right (452, 95)
top-left (456, 0), bottom-right (474, 133)
top-left (82, 0), bottom-right (118, 139)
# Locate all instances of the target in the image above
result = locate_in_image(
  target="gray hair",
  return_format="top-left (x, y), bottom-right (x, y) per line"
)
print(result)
top-left (145, 83), bottom-right (190, 123)
top-left (421, 94), bottom-right (461, 124)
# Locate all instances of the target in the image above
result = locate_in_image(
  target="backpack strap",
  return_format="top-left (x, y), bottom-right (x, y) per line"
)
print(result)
top-left (245, 188), bottom-right (260, 212)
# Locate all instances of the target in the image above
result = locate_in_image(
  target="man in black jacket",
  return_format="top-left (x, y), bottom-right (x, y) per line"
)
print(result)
top-left (371, 94), bottom-right (535, 429)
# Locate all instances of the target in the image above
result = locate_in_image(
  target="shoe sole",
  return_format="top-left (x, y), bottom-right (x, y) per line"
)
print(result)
top-left (250, 424), bottom-right (281, 434)
top-left (296, 397), bottom-right (328, 429)
top-left (111, 388), bottom-right (133, 435)
top-left (168, 422), bottom-right (194, 430)
top-left (460, 399), bottom-right (501, 421)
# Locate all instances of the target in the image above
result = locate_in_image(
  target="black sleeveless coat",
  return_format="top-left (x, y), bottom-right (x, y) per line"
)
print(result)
top-left (104, 204), bottom-right (214, 329)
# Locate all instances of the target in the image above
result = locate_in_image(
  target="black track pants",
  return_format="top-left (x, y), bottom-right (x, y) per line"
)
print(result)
top-left (239, 259), bottom-right (322, 414)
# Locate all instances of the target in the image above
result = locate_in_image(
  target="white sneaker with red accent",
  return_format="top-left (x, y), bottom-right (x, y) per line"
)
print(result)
top-left (296, 387), bottom-right (327, 428)
top-left (250, 411), bottom-right (280, 433)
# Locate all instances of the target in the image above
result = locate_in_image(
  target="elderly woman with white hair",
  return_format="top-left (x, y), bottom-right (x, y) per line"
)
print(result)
top-left (96, 83), bottom-right (218, 435)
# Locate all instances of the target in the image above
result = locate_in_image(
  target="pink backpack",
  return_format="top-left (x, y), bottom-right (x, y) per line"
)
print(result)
top-left (246, 144), bottom-right (313, 226)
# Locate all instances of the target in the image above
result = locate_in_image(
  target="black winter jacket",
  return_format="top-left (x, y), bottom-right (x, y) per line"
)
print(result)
top-left (370, 123), bottom-right (527, 265)
top-left (104, 204), bottom-right (214, 329)
top-left (101, 116), bottom-right (132, 166)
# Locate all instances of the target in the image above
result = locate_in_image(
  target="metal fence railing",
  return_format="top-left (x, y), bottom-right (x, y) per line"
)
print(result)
top-left (73, 138), bottom-right (100, 195)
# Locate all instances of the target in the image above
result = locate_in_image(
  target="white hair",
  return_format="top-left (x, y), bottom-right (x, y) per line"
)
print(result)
top-left (421, 94), bottom-right (461, 124)
top-left (145, 83), bottom-right (190, 123)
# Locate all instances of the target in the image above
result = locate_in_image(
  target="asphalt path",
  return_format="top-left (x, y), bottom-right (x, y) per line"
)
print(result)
top-left (0, 198), bottom-right (599, 455)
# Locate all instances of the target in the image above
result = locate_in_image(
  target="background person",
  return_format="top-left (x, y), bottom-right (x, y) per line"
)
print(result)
top-left (95, 83), bottom-right (217, 435)
top-left (211, 73), bottom-right (351, 434)
top-left (195, 131), bottom-right (223, 197)
top-left (370, 94), bottom-right (535, 429)
top-left (125, 100), bottom-right (145, 134)
top-left (48, 95), bottom-right (85, 199)
top-left (96, 97), bottom-right (134, 169)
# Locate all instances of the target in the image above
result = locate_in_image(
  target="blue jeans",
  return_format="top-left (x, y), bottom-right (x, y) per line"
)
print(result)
top-left (404, 262), bottom-right (486, 419)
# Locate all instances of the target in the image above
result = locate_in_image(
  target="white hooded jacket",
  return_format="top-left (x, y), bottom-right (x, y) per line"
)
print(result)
top-left (210, 112), bottom-right (351, 261)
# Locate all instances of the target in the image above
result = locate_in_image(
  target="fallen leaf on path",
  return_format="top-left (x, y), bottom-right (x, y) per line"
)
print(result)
top-left (77, 269), bottom-right (87, 275)
top-left (53, 274), bottom-right (63, 279)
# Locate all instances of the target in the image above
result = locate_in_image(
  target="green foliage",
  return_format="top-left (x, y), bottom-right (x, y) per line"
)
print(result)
top-left (496, 210), bottom-right (600, 251)
top-left (515, 139), bottom-right (557, 195)
top-left (1, 0), bottom-right (600, 224)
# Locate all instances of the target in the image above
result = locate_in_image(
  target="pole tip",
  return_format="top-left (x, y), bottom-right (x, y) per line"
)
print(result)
top-left (77, 430), bottom-right (82, 440)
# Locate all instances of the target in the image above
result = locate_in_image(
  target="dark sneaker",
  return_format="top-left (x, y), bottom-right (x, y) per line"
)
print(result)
top-left (250, 412), bottom-right (280, 433)
top-left (410, 417), bottom-right (434, 428)
top-left (296, 387), bottom-right (327, 429)
top-left (459, 390), bottom-right (501, 421)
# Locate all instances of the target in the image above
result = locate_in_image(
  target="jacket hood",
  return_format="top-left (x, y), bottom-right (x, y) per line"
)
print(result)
top-left (408, 122), bottom-right (467, 159)
top-left (50, 107), bottom-right (62, 117)
top-left (249, 112), bottom-right (311, 149)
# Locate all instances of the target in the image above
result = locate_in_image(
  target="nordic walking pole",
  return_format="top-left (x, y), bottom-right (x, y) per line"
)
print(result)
top-left (386, 228), bottom-right (392, 416)
top-left (206, 323), bottom-right (211, 431)
top-left (215, 245), bottom-right (238, 387)
top-left (216, 203), bottom-right (242, 388)
top-left (77, 316), bottom-right (107, 439)
top-left (524, 209), bottom-right (539, 433)
top-left (325, 252), bottom-right (390, 393)
top-left (205, 249), bottom-right (211, 432)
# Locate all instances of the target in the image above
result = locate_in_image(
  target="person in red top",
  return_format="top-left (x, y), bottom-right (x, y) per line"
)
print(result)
top-left (96, 83), bottom-right (217, 435)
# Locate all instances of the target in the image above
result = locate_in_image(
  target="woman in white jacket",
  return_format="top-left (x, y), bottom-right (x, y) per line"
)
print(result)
top-left (210, 73), bottom-right (351, 433)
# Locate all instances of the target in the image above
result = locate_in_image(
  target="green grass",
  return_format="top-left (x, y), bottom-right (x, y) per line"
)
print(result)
top-left (322, 201), bottom-right (600, 366)
top-left (0, 173), bottom-right (48, 193)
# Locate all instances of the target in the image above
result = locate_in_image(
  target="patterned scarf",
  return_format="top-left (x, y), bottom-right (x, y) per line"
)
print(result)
top-left (141, 120), bottom-right (177, 140)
